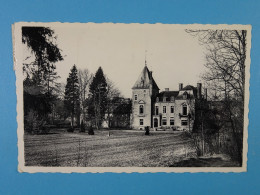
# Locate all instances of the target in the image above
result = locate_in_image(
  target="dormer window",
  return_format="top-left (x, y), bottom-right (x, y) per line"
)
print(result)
top-left (171, 96), bottom-right (175, 102)
top-left (163, 97), bottom-right (166, 102)
top-left (156, 97), bottom-right (159, 102)
top-left (134, 94), bottom-right (138, 101)
top-left (183, 92), bottom-right (188, 99)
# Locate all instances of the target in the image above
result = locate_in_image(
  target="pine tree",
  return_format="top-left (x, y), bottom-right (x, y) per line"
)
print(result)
top-left (22, 27), bottom-right (63, 82)
top-left (64, 65), bottom-right (80, 130)
top-left (22, 27), bottom-right (63, 132)
top-left (89, 67), bottom-right (108, 129)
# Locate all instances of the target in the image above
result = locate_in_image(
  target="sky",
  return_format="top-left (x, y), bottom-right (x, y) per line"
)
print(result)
top-left (23, 23), bottom-right (206, 98)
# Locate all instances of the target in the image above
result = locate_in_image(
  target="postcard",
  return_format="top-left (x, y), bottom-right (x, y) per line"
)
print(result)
top-left (13, 22), bottom-right (251, 173)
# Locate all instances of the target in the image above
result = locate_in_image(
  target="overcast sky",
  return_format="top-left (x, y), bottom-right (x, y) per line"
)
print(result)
top-left (24, 23), bottom-right (206, 98)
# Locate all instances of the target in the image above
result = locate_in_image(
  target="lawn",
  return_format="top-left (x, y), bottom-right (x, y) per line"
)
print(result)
top-left (24, 129), bottom-right (198, 167)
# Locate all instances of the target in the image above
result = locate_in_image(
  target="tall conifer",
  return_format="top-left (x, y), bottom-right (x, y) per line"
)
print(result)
top-left (89, 67), bottom-right (108, 129)
top-left (64, 65), bottom-right (80, 129)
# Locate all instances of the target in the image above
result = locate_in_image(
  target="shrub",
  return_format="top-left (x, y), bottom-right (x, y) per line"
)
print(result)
top-left (145, 126), bottom-right (150, 135)
top-left (80, 123), bottom-right (86, 132)
top-left (67, 127), bottom-right (74, 132)
top-left (24, 109), bottom-right (48, 134)
top-left (88, 126), bottom-right (94, 135)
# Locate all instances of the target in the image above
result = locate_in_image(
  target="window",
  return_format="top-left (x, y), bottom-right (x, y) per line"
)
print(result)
top-left (163, 106), bottom-right (166, 113)
top-left (171, 106), bottom-right (174, 113)
top-left (162, 118), bottom-right (167, 125)
top-left (183, 94), bottom-right (187, 99)
top-left (171, 96), bottom-right (175, 102)
top-left (181, 120), bottom-right (188, 126)
top-left (139, 105), bottom-right (144, 114)
top-left (182, 104), bottom-right (187, 115)
top-left (155, 106), bottom-right (159, 115)
top-left (134, 94), bottom-right (138, 101)
top-left (140, 119), bottom-right (144, 126)
top-left (156, 97), bottom-right (159, 102)
top-left (170, 118), bottom-right (174, 125)
top-left (163, 97), bottom-right (166, 102)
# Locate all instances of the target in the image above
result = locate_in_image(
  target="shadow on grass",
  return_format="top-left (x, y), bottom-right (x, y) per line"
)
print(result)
top-left (170, 157), bottom-right (240, 167)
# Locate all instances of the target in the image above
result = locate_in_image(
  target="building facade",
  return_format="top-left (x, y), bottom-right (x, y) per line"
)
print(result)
top-left (131, 66), bottom-right (205, 131)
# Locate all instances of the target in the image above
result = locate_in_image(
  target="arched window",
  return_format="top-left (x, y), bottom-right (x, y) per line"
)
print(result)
top-left (182, 104), bottom-right (187, 115)
top-left (139, 105), bottom-right (144, 114)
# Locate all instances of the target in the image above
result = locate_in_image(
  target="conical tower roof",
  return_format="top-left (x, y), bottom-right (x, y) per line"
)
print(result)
top-left (132, 66), bottom-right (159, 90)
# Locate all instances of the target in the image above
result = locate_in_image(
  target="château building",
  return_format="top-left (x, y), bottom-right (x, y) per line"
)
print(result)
top-left (131, 65), bottom-right (206, 131)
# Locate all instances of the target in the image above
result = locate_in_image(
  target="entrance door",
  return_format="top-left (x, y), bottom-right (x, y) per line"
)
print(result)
top-left (154, 118), bottom-right (158, 128)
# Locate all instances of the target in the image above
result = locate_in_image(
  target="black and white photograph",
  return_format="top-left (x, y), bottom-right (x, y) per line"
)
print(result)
top-left (13, 23), bottom-right (250, 172)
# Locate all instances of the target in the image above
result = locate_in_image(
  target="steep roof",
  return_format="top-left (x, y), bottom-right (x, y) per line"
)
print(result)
top-left (176, 85), bottom-right (198, 99)
top-left (132, 66), bottom-right (159, 90)
top-left (156, 91), bottom-right (179, 101)
top-left (181, 85), bottom-right (197, 91)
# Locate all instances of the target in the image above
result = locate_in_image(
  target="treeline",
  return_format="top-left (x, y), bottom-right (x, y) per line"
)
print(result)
top-left (187, 30), bottom-right (247, 166)
top-left (64, 65), bottom-right (132, 133)
top-left (23, 27), bottom-right (63, 133)
top-left (22, 27), bottom-right (131, 134)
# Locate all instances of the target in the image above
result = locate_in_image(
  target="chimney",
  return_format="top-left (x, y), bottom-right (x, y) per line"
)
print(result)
top-left (179, 83), bottom-right (183, 90)
top-left (197, 83), bottom-right (202, 99)
top-left (165, 88), bottom-right (169, 92)
top-left (204, 88), bottom-right (207, 100)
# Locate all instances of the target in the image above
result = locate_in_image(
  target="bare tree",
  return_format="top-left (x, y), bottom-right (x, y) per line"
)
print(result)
top-left (106, 77), bottom-right (121, 128)
top-left (78, 68), bottom-right (92, 127)
top-left (186, 30), bottom-right (246, 101)
top-left (186, 29), bottom-right (247, 165)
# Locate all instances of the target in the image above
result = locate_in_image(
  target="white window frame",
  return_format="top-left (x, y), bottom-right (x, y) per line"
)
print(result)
top-left (155, 106), bottom-right (159, 115)
top-left (163, 106), bottom-right (166, 113)
top-left (162, 118), bottom-right (167, 126)
top-left (139, 105), bottom-right (144, 114)
top-left (170, 118), bottom-right (174, 126)
top-left (171, 106), bottom-right (174, 113)
top-left (182, 104), bottom-right (187, 116)
top-left (181, 120), bottom-right (188, 126)
top-left (140, 119), bottom-right (144, 126)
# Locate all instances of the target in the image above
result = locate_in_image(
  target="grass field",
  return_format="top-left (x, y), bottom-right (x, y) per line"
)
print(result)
top-left (24, 129), bottom-right (239, 167)
top-left (24, 129), bottom-right (199, 167)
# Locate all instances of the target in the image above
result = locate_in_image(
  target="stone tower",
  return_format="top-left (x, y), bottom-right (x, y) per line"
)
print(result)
top-left (131, 66), bottom-right (159, 129)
